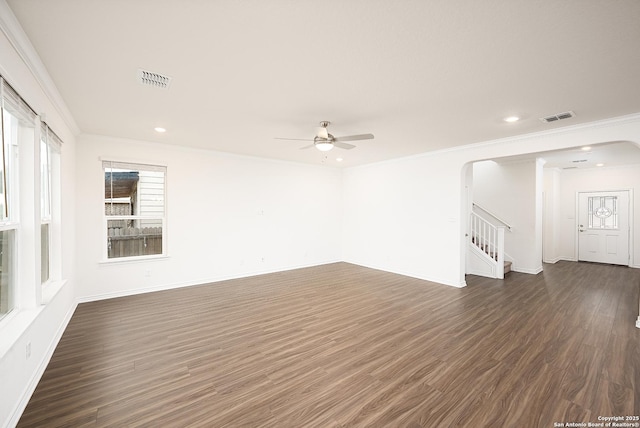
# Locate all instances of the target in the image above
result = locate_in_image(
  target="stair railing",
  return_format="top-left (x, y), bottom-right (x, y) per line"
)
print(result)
top-left (470, 211), bottom-right (506, 279)
top-left (472, 203), bottom-right (512, 230)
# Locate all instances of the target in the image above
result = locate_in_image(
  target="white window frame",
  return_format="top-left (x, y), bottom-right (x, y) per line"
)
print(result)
top-left (1, 101), bottom-right (20, 319)
top-left (1, 77), bottom-right (38, 319)
top-left (102, 160), bottom-right (167, 262)
top-left (40, 124), bottom-right (61, 286)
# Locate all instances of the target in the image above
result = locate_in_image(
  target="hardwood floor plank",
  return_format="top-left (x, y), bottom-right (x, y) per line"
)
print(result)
top-left (17, 261), bottom-right (640, 427)
top-left (590, 377), bottom-right (635, 416)
top-left (559, 344), bottom-right (604, 409)
top-left (601, 333), bottom-right (638, 391)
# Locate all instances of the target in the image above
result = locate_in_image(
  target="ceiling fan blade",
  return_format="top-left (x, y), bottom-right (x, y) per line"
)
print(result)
top-left (274, 137), bottom-right (314, 142)
top-left (334, 142), bottom-right (356, 150)
top-left (334, 133), bottom-right (374, 142)
top-left (299, 144), bottom-right (315, 150)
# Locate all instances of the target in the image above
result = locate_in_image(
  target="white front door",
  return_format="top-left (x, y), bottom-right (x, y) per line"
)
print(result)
top-left (577, 191), bottom-right (630, 265)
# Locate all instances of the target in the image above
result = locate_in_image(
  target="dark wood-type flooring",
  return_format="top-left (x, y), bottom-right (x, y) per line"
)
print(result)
top-left (18, 261), bottom-right (640, 427)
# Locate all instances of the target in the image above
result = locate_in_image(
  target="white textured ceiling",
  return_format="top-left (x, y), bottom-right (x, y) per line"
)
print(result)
top-left (6, 0), bottom-right (640, 167)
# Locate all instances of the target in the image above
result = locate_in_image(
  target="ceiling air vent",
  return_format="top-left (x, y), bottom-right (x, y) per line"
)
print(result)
top-left (540, 111), bottom-right (575, 123)
top-left (137, 69), bottom-right (172, 89)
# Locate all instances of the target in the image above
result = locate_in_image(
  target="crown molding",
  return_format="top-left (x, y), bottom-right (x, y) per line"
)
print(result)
top-left (346, 112), bottom-right (640, 171)
top-left (0, 0), bottom-right (80, 135)
top-left (455, 112), bottom-right (640, 154)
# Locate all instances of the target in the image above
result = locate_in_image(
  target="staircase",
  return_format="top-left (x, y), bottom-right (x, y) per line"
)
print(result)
top-left (471, 234), bottom-right (512, 275)
top-left (504, 260), bottom-right (512, 275)
top-left (468, 211), bottom-right (510, 279)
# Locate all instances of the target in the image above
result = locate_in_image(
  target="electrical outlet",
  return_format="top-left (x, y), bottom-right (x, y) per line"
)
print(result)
top-left (26, 342), bottom-right (31, 360)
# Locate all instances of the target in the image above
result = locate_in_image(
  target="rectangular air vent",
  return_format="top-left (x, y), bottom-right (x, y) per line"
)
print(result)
top-left (540, 111), bottom-right (575, 123)
top-left (137, 69), bottom-right (172, 89)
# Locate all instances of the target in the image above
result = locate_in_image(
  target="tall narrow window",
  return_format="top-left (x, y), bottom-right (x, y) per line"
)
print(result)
top-left (0, 108), bottom-right (16, 317)
top-left (103, 161), bottom-right (166, 259)
top-left (41, 139), bottom-right (50, 283)
top-left (0, 77), bottom-right (37, 318)
top-left (40, 124), bottom-right (61, 284)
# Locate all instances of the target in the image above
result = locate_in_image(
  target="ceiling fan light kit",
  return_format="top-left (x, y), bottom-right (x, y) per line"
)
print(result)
top-left (314, 139), bottom-right (334, 151)
top-left (275, 121), bottom-right (374, 152)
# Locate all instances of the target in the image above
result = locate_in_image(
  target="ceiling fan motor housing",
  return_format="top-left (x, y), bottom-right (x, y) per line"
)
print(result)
top-left (314, 133), bottom-right (335, 143)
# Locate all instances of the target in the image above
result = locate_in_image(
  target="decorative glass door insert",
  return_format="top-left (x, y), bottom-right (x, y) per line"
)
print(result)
top-left (587, 195), bottom-right (618, 230)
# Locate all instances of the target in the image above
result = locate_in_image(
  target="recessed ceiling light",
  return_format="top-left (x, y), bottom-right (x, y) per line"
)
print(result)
top-left (336, 157), bottom-right (343, 162)
top-left (596, 163), bottom-right (604, 167)
top-left (504, 116), bottom-right (519, 123)
top-left (154, 127), bottom-right (166, 133)
top-left (581, 146), bottom-right (591, 151)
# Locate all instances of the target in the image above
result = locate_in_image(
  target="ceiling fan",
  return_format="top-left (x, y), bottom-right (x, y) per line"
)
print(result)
top-left (275, 121), bottom-right (374, 151)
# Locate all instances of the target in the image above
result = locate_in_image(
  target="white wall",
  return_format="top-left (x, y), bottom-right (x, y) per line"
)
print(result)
top-left (75, 135), bottom-right (343, 301)
top-left (472, 159), bottom-right (543, 274)
top-left (547, 164), bottom-right (640, 267)
top-left (0, 5), bottom-right (77, 426)
top-left (343, 115), bottom-right (640, 287)
top-left (543, 168), bottom-right (563, 263)
top-left (342, 151), bottom-right (470, 286)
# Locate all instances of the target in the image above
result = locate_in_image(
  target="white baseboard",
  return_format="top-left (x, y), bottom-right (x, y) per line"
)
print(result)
top-left (556, 257), bottom-right (578, 262)
top-left (77, 260), bottom-right (342, 303)
top-left (343, 260), bottom-right (466, 288)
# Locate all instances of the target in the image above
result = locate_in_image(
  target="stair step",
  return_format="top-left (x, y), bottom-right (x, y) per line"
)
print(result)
top-left (504, 261), bottom-right (512, 275)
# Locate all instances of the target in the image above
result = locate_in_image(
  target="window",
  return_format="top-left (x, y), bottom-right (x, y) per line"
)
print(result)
top-left (0, 108), bottom-right (17, 316)
top-left (40, 124), bottom-right (61, 284)
top-left (1, 77), bottom-right (38, 318)
top-left (103, 161), bottom-right (166, 259)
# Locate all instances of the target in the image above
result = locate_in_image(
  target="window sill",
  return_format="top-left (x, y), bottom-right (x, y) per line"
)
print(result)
top-left (99, 255), bottom-right (170, 265)
top-left (42, 279), bottom-right (67, 305)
